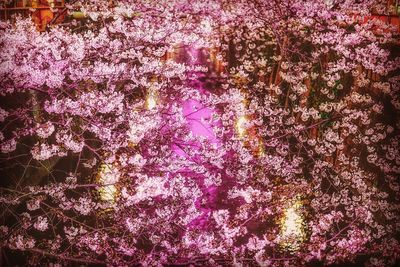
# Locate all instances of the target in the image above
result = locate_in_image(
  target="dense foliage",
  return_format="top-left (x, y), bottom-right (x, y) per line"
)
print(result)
top-left (0, 0), bottom-right (399, 266)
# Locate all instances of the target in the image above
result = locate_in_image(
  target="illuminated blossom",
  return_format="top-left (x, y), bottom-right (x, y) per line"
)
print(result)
top-left (0, 0), bottom-right (399, 266)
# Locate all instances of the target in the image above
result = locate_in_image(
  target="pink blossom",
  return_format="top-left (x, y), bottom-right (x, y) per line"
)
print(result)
top-left (33, 216), bottom-right (48, 232)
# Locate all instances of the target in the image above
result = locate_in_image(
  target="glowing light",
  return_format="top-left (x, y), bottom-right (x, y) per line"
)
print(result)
top-left (146, 92), bottom-right (157, 110)
top-left (97, 164), bottom-right (119, 202)
top-left (279, 197), bottom-right (307, 251)
top-left (146, 95), bottom-right (157, 110)
top-left (257, 139), bottom-right (265, 156)
top-left (47, 0), bottom-right (55, 8)
top-left (236, 115), bottom-right (247, 137)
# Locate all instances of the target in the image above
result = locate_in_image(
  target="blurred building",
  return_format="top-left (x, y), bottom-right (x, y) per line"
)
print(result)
top-left (0, 0), bottom-right (65, 31)
top-left (370, 0), bottom-right (400, 32)
top-left (0, 0), bottom-right (399, 32)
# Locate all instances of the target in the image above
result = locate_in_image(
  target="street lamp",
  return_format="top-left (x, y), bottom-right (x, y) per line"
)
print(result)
top-left (97, 163), bottom-right (119, 203)
top-left (278, 196), bottom-right (307, 252)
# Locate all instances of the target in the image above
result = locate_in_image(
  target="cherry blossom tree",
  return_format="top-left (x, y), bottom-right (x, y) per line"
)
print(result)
top-left (0, 0), bottom-right (399, 266)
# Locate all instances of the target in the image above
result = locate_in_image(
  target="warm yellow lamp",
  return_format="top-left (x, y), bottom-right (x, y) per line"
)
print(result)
top-left (146, 91), bottom-right (157, 110)
top-left (278, 197), bottom-right (307, 252)
top-left (97, 163), bottom-right (119, 203)
top-left (236, 115), bottom-right (247, 138)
